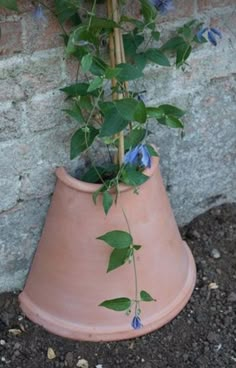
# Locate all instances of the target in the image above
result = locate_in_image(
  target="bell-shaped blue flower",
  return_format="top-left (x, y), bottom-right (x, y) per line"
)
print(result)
top-left (197, 27), bottom-right (222, 46)
top-left (124, 145), bottom-right (140, 166)
top-left (149, 0), bottom-right (174, 14)
top-left (131, 315), bottom-right (142, 330)
top-left (139, 145), bottom-right (151, 168)
top-left (124, 144), bottom-right (151, 169)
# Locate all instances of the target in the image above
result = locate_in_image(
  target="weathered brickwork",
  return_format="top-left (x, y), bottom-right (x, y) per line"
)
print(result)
top-left (0, 0), bottom-right (235, 291)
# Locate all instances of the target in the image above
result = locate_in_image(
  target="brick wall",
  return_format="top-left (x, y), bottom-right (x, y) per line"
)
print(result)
top-left (0, 0), bottom-right (236, 291)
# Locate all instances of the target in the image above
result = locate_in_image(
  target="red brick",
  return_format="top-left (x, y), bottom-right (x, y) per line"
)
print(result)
top-left (198, 0), bottom-right (234, 11)
top-left (0, 21), bottom-right (23, 56)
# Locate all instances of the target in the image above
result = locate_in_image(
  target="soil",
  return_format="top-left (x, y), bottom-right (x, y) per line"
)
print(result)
top-left (0, 203), bottom-right (236, 368)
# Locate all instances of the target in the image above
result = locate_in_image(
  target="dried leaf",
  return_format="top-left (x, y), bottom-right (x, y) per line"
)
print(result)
top-left (47, 347), bottom-right (56, 360)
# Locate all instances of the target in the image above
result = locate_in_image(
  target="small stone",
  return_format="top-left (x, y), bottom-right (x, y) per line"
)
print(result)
top-left (210, 248), bottom-right (221, 259)
top-left (192, 230), bottom-right (201, 239)
top-left (228, 292), bottom-right (236, 302)
top-left (183, 353), bottom-right (189, 361)
top-left (77, 359), bottom-right (89, 368)
top-left (207, 332), bottom-right (220, 343)
top-left (13, 343), bottom-right (21, 350)
top-left (0, 340), bottom-right (6, 345)
top-left (47, 347), bottom-right (56, 360)
top-left (65, 352), bottom-right (74, 367)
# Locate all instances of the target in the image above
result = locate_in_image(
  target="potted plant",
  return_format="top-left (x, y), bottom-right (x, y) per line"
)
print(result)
top-left (2, 0), bottom-right (221, 341)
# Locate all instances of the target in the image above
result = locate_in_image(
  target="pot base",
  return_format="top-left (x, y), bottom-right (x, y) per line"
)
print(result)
top-left (19, 241), bottom-right (196, 342)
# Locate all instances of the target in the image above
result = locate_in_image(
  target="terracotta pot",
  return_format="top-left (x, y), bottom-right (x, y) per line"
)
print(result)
top-left (19, 157), bottom-right (196, 341)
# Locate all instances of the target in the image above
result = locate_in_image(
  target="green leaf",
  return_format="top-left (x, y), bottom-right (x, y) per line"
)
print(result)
top-left (87, 76), bottom-right (103, 92)
top-left (114, 98), bottom-right (146, 124)
top-left (146, 144), bottom-right (158, 157)
top-left (158, 104), bottom-right (185, 118)
top-left (176, 43), bottom-right (192, 67)
top-left (99, 102), bottom-right (129, 137)
top-left (103, 191), bottom-right (113, 215)
top-left (146, 107), bottom-right (164, 119)
top-left (61, 83), bottom-right (99, 97)
top-left (90, 56), bottom-right (108, 76)
top-left (140, 290), bottom-right (156, 302)
top-left (81, 54), bottom-right (93, 73)
top-left (145, 49), bottom-right (170, 67)
top-left (123, 33), bottom-right (144, 57)
top-left (104, 67), bottom-right (121, 79)
top-left (99, 297), bottom-right (131, 311)
top-left (124, 128), bottom-right (146, 150)
top-left (107, 248), bottom-right (132, 272)
top-left (121, 166), bottom-right (149, 186)
top-left (0, 0), bottom-right (18, 11)
top-left (97, 230), bottom-right (133, 249)
top-left (92, 185), bottom-right (106, 204)
top-left (151, 31), bottom-right (160, 41)
top-left (63, 104), bottom-right (84, 123)
top-left (133, 245), bottom-right (142, 250)
top-left (116, 63), bottom-right (144, 82)
top-left (139, 0), bottom-right (157, 24)
top-left (90, 17), bottom-right (118, 29)
top-left (70, 127), bottom-right (99, 159)
top-left (161, 36), bottom-right (186, 51)
top-left (165, 115), bottom-right (184, 128)
top-left (55, 0), bottom-right (78, 23)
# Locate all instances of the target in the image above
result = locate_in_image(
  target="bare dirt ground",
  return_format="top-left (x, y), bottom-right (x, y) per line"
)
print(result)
top-left (0, 203), bottom-right (235, 368)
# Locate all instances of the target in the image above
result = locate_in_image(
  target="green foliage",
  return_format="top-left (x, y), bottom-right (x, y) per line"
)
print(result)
top-left (146, 104), bottom-right (185, 128)
top-left (102, 191), bottom-right (113, 215)
top-left (70, 127), bottom-right (99, 159)
top-left (97, 230), bottom-right (133, 249)
top-left (107, 248), bottom-right (132, 272)
top-left (124, 128), bottom-right (146, 150)
top-left (0, 0), bottom-right (18, 11)
top-left (145, 49), bottom-right (170, 66)
top-left (99, 297), bottom-right (131, 311)
top-left (54, 0), bottom-right (80, 24)
top-left (121, 166), bottom-right (149, 186)
top-left (140, 290), bottom-right (156, 302)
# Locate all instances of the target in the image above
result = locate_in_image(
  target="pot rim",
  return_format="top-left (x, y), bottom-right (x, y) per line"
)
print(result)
top-left (55, 156), bottom-right (159, 193)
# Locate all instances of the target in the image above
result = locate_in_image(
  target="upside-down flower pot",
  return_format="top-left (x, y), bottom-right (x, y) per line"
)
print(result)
top-left (19, 156), bottom-right (196, 341)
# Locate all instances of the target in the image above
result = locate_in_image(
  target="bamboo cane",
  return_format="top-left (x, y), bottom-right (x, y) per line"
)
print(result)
top-left (111, 0), bottom-right (125, 166)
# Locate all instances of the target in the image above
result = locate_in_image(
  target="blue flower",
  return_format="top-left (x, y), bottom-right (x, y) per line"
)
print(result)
top-left (149, 0), bottom-right (174, 14)
top-left (124, 144), bottom-right (151, 169)
top-left (124, 145), bottom-right (140, 166)
top-left (131, 315), bottom-right (142, 329)
top-left (33, 4), bottom-right (46, 21)
top-left (139, 145), bottom-right (151, 168)
top-left (197, 27), bottom-right (222, 46)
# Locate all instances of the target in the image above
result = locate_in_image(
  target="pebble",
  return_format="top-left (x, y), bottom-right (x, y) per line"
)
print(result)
top-left (228, 292), bottom-right (236, 302)
top-left (65, 351), bottom-right (74, 367)
top-left (0, 340), bottom-right (6, 346)
top-left (207, 331), bottom-right (220, 343)
top-left (210, 248), bottom-right (221, 259)
top-left (77, 358), bottom-right (89, 368)
top-left (192, 230), bottom-right (201, 239)
top-left (13, 342), bottom-right (21, 350)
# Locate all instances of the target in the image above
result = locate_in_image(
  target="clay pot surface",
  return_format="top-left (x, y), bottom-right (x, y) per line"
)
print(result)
top-left (19, 157), bottom-right (196, 341)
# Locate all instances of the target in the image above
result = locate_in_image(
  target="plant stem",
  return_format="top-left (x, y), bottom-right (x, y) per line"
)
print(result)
top-left (122, 207), bottom-right (139, 311)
